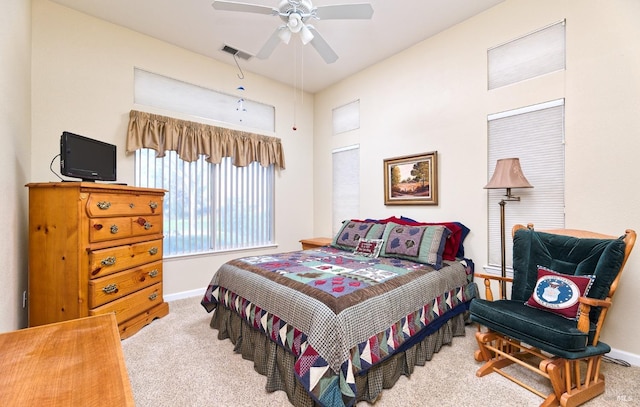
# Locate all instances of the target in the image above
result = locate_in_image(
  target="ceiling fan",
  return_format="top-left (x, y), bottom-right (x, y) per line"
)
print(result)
top-left (211, 0), bottom-right (374, 64)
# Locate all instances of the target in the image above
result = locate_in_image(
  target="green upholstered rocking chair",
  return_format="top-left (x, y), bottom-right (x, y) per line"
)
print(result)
top-left (470, 224), bottom-right (636, 407)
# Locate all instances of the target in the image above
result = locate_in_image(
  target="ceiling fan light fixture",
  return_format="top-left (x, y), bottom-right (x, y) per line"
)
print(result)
top-left (287, 13), bottom-right (303, 33)
top-left (300, 24), bottom-right (314, 45)
top-left (278, 26), bottom-right (292, 44)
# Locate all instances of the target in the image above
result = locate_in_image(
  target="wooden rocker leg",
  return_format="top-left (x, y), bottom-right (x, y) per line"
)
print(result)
top-left (474, 330), bottom-right (524, 376)
top-left (540, 356), bottom-right (606, 407)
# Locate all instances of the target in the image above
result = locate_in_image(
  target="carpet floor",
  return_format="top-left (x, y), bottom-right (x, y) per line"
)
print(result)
top-left (121, 297), bottom-right (640, 406)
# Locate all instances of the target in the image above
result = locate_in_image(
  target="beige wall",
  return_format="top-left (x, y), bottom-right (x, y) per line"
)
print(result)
top-left (0, 0), bottom-right (31, 332)
top-left (30, 0), bottom-right (315, 304)
top-left (314, 0), bottom-right (640, 358)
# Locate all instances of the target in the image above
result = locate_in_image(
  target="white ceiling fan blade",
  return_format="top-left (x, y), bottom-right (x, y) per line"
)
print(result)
top-left (256, 27), bottom-right (288, 59)
top-left (306, 26), bottom-right (338, 64)
top-left (314, 4), bottom-right (374, 20)
top-left (211, 1), bottom-right (276, 15)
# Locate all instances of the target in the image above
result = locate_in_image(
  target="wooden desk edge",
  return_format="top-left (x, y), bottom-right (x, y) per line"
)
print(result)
top-left (0, 314), bottom-right (135, 406)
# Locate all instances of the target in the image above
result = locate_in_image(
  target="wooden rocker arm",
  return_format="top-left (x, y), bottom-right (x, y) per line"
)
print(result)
top-left (576, 296), bottom-right (612, 338)
top-left (475, 272), bottom-right (513, 301)
top-left (579, 296), bottom-right (612, 308)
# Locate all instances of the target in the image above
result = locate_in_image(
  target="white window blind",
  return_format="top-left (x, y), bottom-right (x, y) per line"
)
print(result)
top-left (134, 68), bottom-right (275, 132)
top-left (136, 150), bottom-right (274, 256)
top-left (332, 100), bottom-right (360, 135)
top-left (487, 100), bottom-right (565, 270)
top-left (488, 21), bottom-right (566, 90)
top-left (332, 145), bottom-right (360, 234)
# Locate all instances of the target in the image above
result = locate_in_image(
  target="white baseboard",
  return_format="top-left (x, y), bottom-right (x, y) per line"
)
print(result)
top-left (607, 348), bottom-right (640, 367)
top-left (164, 288), bottom-right (205, 302)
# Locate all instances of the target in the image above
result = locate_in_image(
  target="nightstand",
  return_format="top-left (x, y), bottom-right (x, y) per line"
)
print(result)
top-left (300, 237), bottom-right (332, 250)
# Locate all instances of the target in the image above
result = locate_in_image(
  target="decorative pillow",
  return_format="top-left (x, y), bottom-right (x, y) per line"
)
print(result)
top-left (375, 216), bottom-right (466, 261)
top-left (379, 222), bottom-right (450, 269)
top-left (453, 222), bottom-right (471, 258)
top-left (525, 266), bottom-right (595, 320)
top-left (422, 222), bottom-right (463, 261)
top-left (353, 239), bottom-right (384, 258)
top-left (331, 220), bottom-right (386, 251)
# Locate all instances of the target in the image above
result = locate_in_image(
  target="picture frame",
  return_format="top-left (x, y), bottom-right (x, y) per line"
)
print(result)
top-left (383, 151), bottom-right (438, 205)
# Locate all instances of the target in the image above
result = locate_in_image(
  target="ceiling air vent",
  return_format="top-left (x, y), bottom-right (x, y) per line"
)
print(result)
top-left (221, 45), bottom-right (252, 60)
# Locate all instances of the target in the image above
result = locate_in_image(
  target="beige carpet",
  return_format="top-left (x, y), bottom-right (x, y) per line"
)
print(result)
top-left (122, 297), bottom-right (640, 406)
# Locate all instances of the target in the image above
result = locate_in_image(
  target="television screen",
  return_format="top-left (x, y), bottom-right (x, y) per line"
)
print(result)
top-left (60, 131), bottom-right (117, 182)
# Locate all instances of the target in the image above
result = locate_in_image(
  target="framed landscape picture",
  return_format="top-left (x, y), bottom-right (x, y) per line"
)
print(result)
top-left (383, 151), bottom-right (438, 205)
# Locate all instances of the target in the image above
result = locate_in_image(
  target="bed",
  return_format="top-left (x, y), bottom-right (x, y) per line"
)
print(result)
top-left (201, 217), bottom-right (476, 407)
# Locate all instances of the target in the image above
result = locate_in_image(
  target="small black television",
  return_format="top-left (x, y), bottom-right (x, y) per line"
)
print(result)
top-left (60, 131), bottom-right (117, 182)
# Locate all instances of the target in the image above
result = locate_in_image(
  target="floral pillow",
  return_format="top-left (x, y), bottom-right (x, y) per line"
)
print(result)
top-left (525, 266), bottom-right (595, 320)
top-left (331, 220), bottom-right (386, 251)
top-left (353, 239), bottom-right (384, 258)
top-left (379, 222), bottom-right (450, 269)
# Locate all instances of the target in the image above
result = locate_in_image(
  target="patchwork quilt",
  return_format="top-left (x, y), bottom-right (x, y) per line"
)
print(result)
top-left (201, 246), bottom-right (476, 407)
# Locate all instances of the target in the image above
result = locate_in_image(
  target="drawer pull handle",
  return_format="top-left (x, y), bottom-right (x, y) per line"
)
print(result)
top-left (149, 269), bottom-right (159, 278)
top-left (101, 256), bottom-right (116, 266)
top-left (97, 201), bottom-right (111, 210)
top-left (149, 292), bottom-right (158, 301)
top-left (129, 203), bottom-right (135, 208)
top-left (102, 284), bottom-right (118, 294)
top-left (136, 217), bottom-right (152, 230)
top-left (149, 247), bottom-right (158, 256)
top-left (110, 225), bottom-right (119, 234)
top-left (149, 201), bottom-right (158, 210)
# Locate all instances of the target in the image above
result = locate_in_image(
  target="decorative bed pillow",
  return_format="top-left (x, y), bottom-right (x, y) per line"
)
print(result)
top-left (379, 222), bottom-right (450, 269)
top-left (331, 220), bottom-right (386, 251)
top-left (525, 266), bottom-right (595, 320)
top-left (421, 222), bottom-right (463, 261)
top-left (375, 216), bottom-right (467, 261)
top-left (353, 239), bottom-right (384, 258)
top-left (453, 222), bottom-right (470, 258)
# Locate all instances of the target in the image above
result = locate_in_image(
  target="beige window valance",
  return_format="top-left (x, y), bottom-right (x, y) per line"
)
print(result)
top-left (126, 110), bottom-right (285, 169)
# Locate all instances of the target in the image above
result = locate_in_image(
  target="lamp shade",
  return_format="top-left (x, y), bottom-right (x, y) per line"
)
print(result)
top-left (484, 158), bottom-right (533, 189)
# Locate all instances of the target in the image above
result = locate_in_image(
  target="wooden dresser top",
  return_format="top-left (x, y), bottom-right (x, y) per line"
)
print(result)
top-left (0, 313), bottom-right (135, 406)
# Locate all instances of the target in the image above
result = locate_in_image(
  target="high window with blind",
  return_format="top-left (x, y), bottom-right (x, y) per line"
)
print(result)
top-left (487, 99), bottom-right (565, 273)
top-left (488, 20), bottom-right (565, 90)
top-left (131, 70), bottom-right (281, 257)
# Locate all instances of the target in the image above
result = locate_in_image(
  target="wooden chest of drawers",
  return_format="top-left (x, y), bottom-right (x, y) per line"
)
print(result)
top-left (27, 182), bottom-right (169, 339)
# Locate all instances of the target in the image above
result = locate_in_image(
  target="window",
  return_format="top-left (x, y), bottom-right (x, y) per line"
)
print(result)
top-left (136, 149), bottom-right (275, 256)
top-left (332, 100), bottom-right (360, 134)
top-left (332, 145), bottom-right (360, 234)
top-left (134, 68), bottom-right (275, 132)
top-left (488, 21), bottom-right (566, 89)
top-left (331, 100), bottom-right (361, 233)
top-left (132, 69), bottom-right (277, 257)
top-left (487, 99), bottom-right (565, 272)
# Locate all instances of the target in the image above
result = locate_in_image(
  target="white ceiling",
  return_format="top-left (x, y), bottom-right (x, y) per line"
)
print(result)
top-left (50, 0), bottom-right (504, 93)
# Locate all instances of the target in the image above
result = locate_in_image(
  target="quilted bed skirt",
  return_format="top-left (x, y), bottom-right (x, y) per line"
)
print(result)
top-left (210, 306), bottom-right (467, 406)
